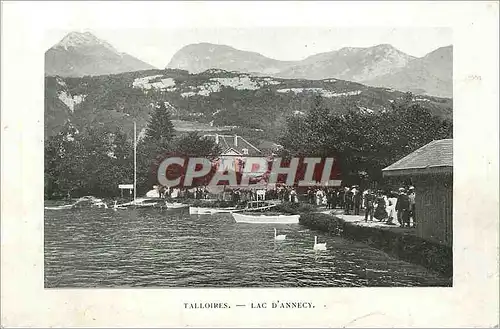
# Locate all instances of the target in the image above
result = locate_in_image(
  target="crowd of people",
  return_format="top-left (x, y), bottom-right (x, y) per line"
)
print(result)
top-left (305, 185), bottom-right (416, 228)
top-left (155, 183), bottom-right (417, 228)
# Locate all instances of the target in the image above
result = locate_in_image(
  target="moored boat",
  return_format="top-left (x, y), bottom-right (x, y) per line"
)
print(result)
top-left (232, 212), bottom-right (300, 224)
top-left (166, 202), bottom-right (189, 209)
top-left (189, 206), bottom-right (237, 215)
top-left (44, 196), bottom-right (109, 210)
top-left (189, 200), bottom-right (279, 215)
top-left (118, 197), bottom-right (162, 208)
top-left (44, 204), bottom-right (75, 210)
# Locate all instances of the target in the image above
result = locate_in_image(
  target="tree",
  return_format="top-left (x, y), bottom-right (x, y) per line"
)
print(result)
top-left (44, 123), bottom-right (86, 198)
top-left (144, 102), bottom-right (175, 149)
top-left (278, 96), bottom-right (453, 186)
top-left (132, 102), bottom-right (177, 193)
top-left (173, 132), bottom-right (221, 157)
top-left (44, 121), bottom-right (139, 198)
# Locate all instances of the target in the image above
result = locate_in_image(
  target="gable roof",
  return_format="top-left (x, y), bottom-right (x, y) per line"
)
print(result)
top-left (204, 134), bottom-right (262, 156)
top-left (382, 139), bottom-right (453, 176)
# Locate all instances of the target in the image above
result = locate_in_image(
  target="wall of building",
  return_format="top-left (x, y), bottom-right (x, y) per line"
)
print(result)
top-left (415, 173), bottom-right (453, 246)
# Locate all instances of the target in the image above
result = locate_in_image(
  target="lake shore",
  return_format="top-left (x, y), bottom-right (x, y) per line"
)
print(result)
top-left (299, 209), bottom-right (453, 280)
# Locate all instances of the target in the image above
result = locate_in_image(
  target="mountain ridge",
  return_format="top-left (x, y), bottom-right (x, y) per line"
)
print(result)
top-left (167, 42), bottom-right (296, 75)
top-left (44, 31), bottom-right (452, 97)
top-left (364, 45), bottom-right (452, 97)
top-left (167, 43), bottom-right (452, 97)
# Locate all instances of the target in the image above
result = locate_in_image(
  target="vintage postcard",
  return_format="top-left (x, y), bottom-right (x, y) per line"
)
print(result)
top-left (1, 1), bottom-right (499, 327)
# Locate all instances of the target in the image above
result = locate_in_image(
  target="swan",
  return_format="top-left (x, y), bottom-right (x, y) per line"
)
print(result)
top-left (313, 236), bottom-right (327, 251)
top-left (274, 228), bottom-right (286, 241)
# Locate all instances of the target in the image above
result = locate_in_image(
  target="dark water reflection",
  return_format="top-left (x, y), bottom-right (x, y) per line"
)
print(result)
top-left (44, 207), bottom-right (450, 287)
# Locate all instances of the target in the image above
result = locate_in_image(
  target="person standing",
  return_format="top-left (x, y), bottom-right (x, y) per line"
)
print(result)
top-left (327, 189), bottom-right (335, 209)
top-left (322, 189), bottom-right (328, 206)
top-left (307, 188), bottom-right (314, 204)
top-left (374, 190), bottom-right (388, 221)
top-left (331, 188), bottom-right (338, 209)
top-left (338, 188), bottom-right (345, 210)
top-left (315, 189), bottom-right (324, 206)
top-left (353, 188), bottom-right (362, 215)
top-left (396, 188), bottom-right (410, 227)
top-left (344, 187), bottom-right (352, 215)
top-left (408, 186), bottom-right (416, 227)
top-left (386, 192), bottom-right (398, 225)
top-left (363, 189), bottom-right (375, 221)
top-left (290, 188), bottom-right (298, 203)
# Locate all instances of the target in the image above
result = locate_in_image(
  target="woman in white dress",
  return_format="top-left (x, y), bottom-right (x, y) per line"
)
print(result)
top-left (386, 192), bottom-right (398, 225)
top-left (315, 189), bottom-right (324, 206)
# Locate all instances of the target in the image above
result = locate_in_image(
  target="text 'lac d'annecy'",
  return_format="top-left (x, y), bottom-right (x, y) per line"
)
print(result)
top-left (183, 301), bottom-right (315, 309)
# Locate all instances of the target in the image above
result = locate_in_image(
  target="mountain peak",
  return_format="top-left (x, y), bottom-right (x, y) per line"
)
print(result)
top-left (167, 42), bottom-right (290, 74)
top-left (373, 43), bottom-right (394, 49)
top-left (46, 31), bottom-right (155, 77)
top-left (55, 31), bottom-right (118, 53)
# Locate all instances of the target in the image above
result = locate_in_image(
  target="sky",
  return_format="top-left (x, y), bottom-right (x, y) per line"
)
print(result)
top-left (45, 27), bottom-right (452, 69)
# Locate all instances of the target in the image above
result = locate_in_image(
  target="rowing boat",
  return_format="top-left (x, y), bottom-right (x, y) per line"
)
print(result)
top-left (232, 212), bottom-right (300, 224)
top-left (189, 206), bottom-right (237, 215)
top-left (166, 202), bottom-right (189, 209)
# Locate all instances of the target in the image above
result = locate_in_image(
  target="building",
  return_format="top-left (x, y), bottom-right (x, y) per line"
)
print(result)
top-left (203, 134), bottom-right (270, 195)
top-left (204, 134), bottom-right (263, 157)
top-left (203, 134), bottom-right (264, 172)
top-left (382, 139), bottom-right (453, 246)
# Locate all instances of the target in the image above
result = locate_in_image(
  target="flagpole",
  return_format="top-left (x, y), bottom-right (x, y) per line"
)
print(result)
top-left (133, 121), bottom-right (137, 204)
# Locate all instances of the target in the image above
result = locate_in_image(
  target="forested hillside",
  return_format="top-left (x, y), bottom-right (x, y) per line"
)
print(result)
top-left (45, 68), bottom-right (452, 143)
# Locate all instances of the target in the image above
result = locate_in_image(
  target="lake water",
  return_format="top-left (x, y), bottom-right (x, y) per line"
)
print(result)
top-left (44, 207), bottom-right (451, 287)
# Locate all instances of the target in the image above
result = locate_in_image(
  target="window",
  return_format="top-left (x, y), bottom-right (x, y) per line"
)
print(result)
top-left (242, 148), bottom-right (249, 155)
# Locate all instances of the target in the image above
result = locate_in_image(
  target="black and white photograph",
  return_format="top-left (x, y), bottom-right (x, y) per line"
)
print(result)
top-left (43, 26), bottom-right (453, 288)
top-left (2, 1), bottom-right (498, 328)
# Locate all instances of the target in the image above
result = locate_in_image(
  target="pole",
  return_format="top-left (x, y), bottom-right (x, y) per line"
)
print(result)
top-left (133, 121), bottom-right (137, 203)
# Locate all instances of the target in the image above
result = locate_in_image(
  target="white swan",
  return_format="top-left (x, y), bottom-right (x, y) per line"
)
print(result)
top-left (313, 236), bottom-right (327, 251)
top-left (274, 228), bottom-right (286, 241)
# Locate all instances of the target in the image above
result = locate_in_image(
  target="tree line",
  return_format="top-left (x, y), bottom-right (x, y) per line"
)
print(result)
top-left (278, 93), bottom-right (453, 187)
top-left (44, 102), bottom-right (220, 199)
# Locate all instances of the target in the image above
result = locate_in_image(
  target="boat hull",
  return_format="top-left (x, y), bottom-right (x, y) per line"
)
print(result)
top-left (117, 197), bottom-right (164, 208)
top-left (232, 212), bottom-right (300, 224)
top-left (166, 203), bottom-right (189, 209)
top-left (189, 206), bottom-right (236, 215)
top-left (44, 204), bottom-right (74, 210)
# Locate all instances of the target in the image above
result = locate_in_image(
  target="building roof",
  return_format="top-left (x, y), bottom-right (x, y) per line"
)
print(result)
top-left (382, 139), bottom-right (453, 176)
top-left (204, 134), bottom-right (262, 157)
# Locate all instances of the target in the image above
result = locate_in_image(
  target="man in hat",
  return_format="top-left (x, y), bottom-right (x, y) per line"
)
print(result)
top-left (408, 186), bottom-right (416, 227)
top-left (396, 187), bottom-right (411, 227)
